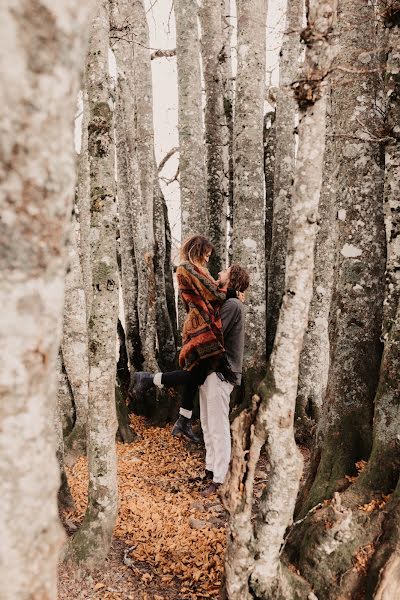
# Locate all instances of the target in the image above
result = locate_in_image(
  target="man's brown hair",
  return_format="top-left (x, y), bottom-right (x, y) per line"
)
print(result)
top-left (180, 235), bottom-right (214, 264)
top-left (229, 264), bottom-right (250, 293)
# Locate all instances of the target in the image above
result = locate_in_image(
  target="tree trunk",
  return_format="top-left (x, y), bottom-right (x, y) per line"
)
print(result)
top-left (200, 0), bottom-right (228, 275)
top-left (299, 0), bottom-right (386, 515)
top-left (221, 0), bottom-right (234, 260)
top-left (231, 0), bottom-right (267, 392)
top-left (66, 0), bottom-right (119, 566)
top-left (174, 0), bottom-right (208, 238)
top-left (266, 0), bottom-right (303, 357)
top-left (114, 90), bottom-right (142, 371)
top-left (264, 109), bottom-right (276, 302)
top-left (295, 104), bottom-right (338, 443)
top-left (76, 83), bottom-right (93, 318)
top-left (0, 1), bottom-right (93, 597)
top-left (62, 219), bottom-right (89, 465)
top-left (222, 2), bottom-right (337, 597)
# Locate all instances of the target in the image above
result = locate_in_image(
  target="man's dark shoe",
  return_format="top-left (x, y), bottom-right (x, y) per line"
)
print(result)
top-left (172, 415), bottom-right (201, 444)
top-left (134, 372), bottom-right (154, 395)
top-left (201, 482), bottom-right (221, 497)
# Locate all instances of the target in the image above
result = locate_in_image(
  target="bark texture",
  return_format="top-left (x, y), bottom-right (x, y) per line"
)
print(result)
top-left (0, 0), bottom-right (93, 597)
top-left (76, 84), bottom-right (93, 318)
top-left (200, 0), bottom-right (228, 275)
top-left (62, 219), bottom-right (89, 465)
top-left (296, 106), bottom-right (337, 441)
top-left (266, 0), bottom-right (303, 357)
top-left (222, 2), bottom-right (337, 597)
top-left (301, 0), bottom-right (386, 514)
top-left (231, 0), bottom-right (267, 390)
top-left (67, 0), bottom-right (119, 566)
top-left (174, 0), bottom-right (208, 238)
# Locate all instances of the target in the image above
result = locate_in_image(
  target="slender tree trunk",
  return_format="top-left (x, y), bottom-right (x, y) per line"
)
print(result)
top-left (200, 0), bottom-right (227, 275)
top-left (114, 92), bottom-right (142, 370)
top-left (221, 0), bottom-right (234, 259)
top-left (174, 0), bottom-right (208, 238)
top-left (0, 1), bottom-right (93, 597)
top-left (266, 0), bottom-right (303, 356)
top-left (264, 109), bottom-right (276, 300)
top-left (131, 0), bottom-right (177, 372)
top-left (76, 83), bottom-right (93, 318)
top-left (300, 0), bottom-right (386, 515)
top-left (55, 354), bottom-right (75, 512)
top-left (62, 219), bottom-right (89, 465)
top-left (231, 0), bottom-right (267, 391)
top-left (222, 3), bottom-right (337, 597)
top-left (295, 105), bottom-right (338, 442)
top-left (67, 0), bottom-right (119, 566)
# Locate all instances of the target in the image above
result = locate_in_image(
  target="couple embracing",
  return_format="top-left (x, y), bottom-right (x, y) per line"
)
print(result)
top-left (134, 235), bottom-right (250, 496)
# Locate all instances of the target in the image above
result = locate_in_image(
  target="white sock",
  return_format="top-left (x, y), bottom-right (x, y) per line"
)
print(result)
top-left (179, 408), bottom-right (192, 419)
top-left (153, 372), bottom-right (164, 389)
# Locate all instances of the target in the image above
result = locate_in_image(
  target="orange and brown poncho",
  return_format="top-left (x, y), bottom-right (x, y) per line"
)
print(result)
top-left (177, 261), bottom-right (226, 372)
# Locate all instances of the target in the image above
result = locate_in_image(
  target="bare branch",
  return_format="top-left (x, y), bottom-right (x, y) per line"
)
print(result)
top-left (157, 146), bottom-right (179, 172)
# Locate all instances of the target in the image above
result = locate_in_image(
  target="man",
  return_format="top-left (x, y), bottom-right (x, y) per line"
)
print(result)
top-left (199, 264), bottom-right (249, 496)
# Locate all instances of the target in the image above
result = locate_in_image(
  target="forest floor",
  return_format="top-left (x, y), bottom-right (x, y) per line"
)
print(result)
top-left (58, 415), bottom-right (271, 600)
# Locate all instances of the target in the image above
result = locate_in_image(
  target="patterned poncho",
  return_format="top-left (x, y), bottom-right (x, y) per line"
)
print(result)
top-left (177, 261), bottom-right (226, 371)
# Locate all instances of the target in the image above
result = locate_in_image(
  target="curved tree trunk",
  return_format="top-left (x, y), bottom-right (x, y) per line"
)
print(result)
top-left (0, 1), bottom-right (93, 597)
top-left (266, 0), bottom-right (303, 357)
top-left (222, 2), bottom-right (337, 597)
top-left (66, 0), bottom-right (119, 566)
top-left (200, 0), bottom-right (227, 275)
top-left (231, 0), bottom-right (267, 393)
top-left (174, 0), bottom-right (208, 239)
top-left (299, 0), bottom-right (386, 515)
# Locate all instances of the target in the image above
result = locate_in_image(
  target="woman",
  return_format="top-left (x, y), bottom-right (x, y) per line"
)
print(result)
top-left (134, 234), bottom-right (233, 442)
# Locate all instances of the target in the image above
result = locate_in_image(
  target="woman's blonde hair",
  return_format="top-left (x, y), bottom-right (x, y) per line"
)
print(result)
top-left (180, 235), bottom-right (214, 265)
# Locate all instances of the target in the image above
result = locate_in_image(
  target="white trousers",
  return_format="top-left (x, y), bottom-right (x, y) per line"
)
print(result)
top-left (199, 372), bottom-right (234, 484)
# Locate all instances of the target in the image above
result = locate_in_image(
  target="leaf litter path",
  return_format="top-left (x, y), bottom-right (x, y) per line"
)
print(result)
top-left (59, 415), bottom-right (233, 600)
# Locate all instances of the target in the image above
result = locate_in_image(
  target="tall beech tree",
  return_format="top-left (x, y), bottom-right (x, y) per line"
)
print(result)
top-left (222, 1), bottom-right (337, 597)
top-left (300, 0), bottom-right (386, 514)
top-left (266, 0), bottom-right (303, 356)
top-left (67, 0), bottom-right (119, 565)
top-left (200, 0), bottom-right (228, 274)
top-left (0, 0), bottom-right (93, 597)
top-left (174, 0), bottom-right (208, 239)
top-left (232, 0), bottom-right (267, 390)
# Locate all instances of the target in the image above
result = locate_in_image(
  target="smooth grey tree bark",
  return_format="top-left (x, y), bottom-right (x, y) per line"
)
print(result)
top-left (266, 0), bottom-right (303, 357)
top-left (174, 0), bottom-right (208, 239)
top-left (221, 0), bottom-right (234, 256)
top-left (0, 0), bottom-right (94, 597)
top-left (222, 2), bottom-right (337, 598)
top-left (200, 0), bottom-right (228, 274)
top-left (62, 219), bottom-right (89, 465)
top-left (76, 84), bottom-right (93, 318)
top-left (301, 0), bottom-right (386, 514)
top-left (231, 0), bottom-right (267, 391)
top-left (295, 105), bottom-right (338, 440)
top-left (66, 0), bottom-right (119, 566)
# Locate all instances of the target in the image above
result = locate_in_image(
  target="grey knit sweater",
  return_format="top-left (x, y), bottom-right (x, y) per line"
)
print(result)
top-left (220, 298), bottom-right (245, 385)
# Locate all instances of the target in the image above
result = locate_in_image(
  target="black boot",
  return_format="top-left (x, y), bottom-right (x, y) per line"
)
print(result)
top-left (172, 415), bottom-right (201, 444)
top-left (134, 372), bottom-right (154, 395)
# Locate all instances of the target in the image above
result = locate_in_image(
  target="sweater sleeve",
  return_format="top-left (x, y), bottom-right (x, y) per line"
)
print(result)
top-left (178, 263), bottom-right (226, 303)
top-left (221, 299), bottom-right (241, 338)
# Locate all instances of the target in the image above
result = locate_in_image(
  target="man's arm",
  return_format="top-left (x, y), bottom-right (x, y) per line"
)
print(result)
top-left (221, 299), bottom-right (241, 338)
